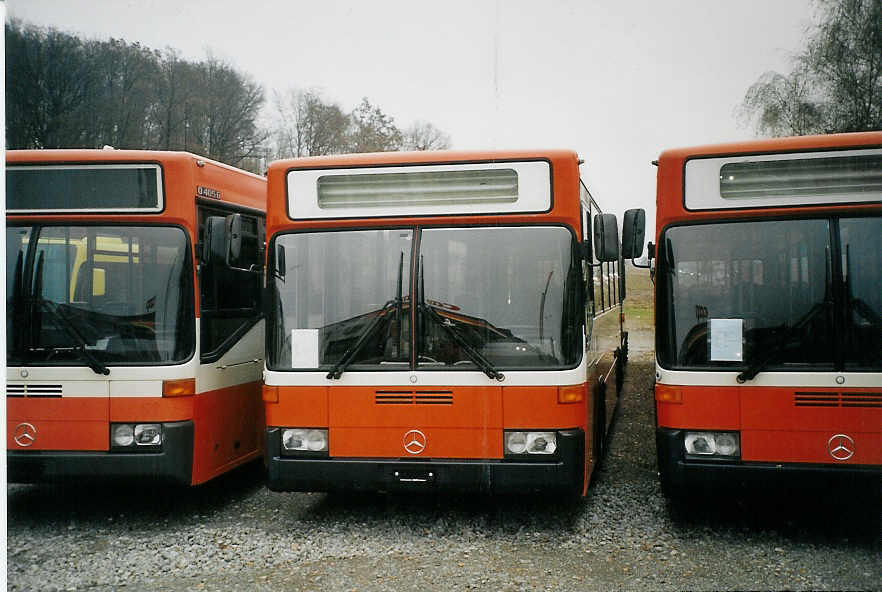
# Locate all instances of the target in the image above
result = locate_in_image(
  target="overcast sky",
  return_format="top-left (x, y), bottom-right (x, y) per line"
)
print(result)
top-left (6, 0), bottom-right (815, 233)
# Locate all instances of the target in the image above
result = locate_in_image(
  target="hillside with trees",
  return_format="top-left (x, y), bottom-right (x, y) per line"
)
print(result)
top-left (5, 20), bottom-right (451, 173)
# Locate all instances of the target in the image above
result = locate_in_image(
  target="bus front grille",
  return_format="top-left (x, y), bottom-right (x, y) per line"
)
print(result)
top-left (794, 391), bottom-right (882, 408)
top-left (6, 383), bottom-right (64, 398)
top-left (375, 390), bottom-right (454, 405)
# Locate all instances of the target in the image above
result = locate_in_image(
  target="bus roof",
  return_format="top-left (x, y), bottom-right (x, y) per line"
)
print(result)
top-left (7, 149), bottom-right (266, 213)
top-left (657, 131), bottom-right (882, 163)
top-left (268, 149), bottom-right (580, 173)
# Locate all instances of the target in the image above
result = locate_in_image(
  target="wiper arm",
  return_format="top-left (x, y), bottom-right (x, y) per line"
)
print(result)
top-left (35, 299), bottom-right (110, 376)
top-left (736, 301), bottom-right (828, 384)
top-left (327, 252), bottom-right (406, 380)
top-left (421, 303), bottom-right (505, 381)
top-left (326, 299), bottom-right (398, 380)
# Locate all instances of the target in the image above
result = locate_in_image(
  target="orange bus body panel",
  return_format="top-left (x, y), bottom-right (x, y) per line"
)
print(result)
top-left (331, 427), bottom-right (503, 459)
top-left (7, 398), bottom-right (108, 451)
top-left (656, 385), bottom-right (741, 430)
top-left (657, 384), bottom-right (882, 464)
top-left (502, 386), bottom-right (586, 430)
top-left (191, 381), bottom-right (264, 485)
top-left (267, 386), bottom-right (329, 427)
top-left (109, 397), bottom-right (195, 423)
top-left (328, 385), bottom-right (503, 458)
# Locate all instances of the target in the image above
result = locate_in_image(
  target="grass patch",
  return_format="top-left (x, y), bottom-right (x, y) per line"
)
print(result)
top-left (623, 265), bottom-right (654, 333)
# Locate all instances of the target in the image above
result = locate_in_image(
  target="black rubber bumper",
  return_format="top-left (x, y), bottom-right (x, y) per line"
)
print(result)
top-left (265, 428), bottom-right (584, 495)
top-left (7, 420), bottom-right (194, 486)
top-left (656, 428), bottom-right (881, 494)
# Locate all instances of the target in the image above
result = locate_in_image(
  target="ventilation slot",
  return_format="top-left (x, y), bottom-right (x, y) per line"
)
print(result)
top-left (5, 383), bottom-right (63, 398)
top-left (841, 392), bottom-right (882, 408)
top-left (794, 392), bottom-right (838, 407)
top-left (794, 391), bottom-right (882, 408)
top-left (375, 390), bottom-right (454, 405)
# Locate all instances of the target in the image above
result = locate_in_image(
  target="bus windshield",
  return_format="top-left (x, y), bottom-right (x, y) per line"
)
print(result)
top-left (6, 225), bottom-right (194, 367)
top-left (658, 216), bottom-right (882, 372)
top-left (268, 225), bottom-right (582, 371)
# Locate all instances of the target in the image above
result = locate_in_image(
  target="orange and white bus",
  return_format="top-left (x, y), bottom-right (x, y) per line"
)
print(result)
top-left (262, 150), bottom-right (645, 496)
top-left (6, 149), bottom-right (266, 486)
top-left (651, 132), bottom-right (882, 497)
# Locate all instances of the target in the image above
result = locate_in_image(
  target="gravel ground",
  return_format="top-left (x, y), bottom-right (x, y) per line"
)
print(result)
top-left (7, 345), bottom-right (880, 591)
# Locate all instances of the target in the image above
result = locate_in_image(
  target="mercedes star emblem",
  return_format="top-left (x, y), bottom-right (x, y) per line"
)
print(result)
top-left (403, 429), bottom-right (427, 455)
top-left (14, 422), bottom-right (37, 448)
top-left (827, 433), bottom-right (855, 461)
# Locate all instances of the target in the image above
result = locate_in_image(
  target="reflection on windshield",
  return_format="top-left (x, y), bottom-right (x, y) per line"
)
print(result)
top-left (271, 229), bottom-right (413, 370)
top-left (268, 226), bottom-right (582, 371)
top-left (419, 226), bottom-right (581, 369)
top-left (6, 225), bottom-right (194, 366)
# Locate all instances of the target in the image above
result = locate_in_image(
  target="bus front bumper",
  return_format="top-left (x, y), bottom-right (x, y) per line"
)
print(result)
top-left (265, 427), bottom-right (584, 495)
top-left (7, 420), bottom-right (194, 486)
top-left (656, 428), bottom-right (881, 494)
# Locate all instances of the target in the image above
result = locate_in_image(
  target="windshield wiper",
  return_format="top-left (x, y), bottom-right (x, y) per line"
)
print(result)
top-left (417, 257), bottom-right (504, 381)
top-left (736, 300), bottom-right (828, 384)
top-left (326, 252), bottom-right (405, 380)
top-left (30, 250), bottom-right (109, 375)
top-left (325, 299), bottom-right (399, 379)
top-left (35, 299), bottom-right (110, 376)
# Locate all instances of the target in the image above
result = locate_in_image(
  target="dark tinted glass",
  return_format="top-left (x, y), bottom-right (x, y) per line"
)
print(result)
top-left (6, 225), bottom-right (193, 365)
top-left (840, 217), bottom-right (882, 370)
top-left (659, 219), bottom-right (833, 370)
top-left (7, 165), bottom-right (160, 211)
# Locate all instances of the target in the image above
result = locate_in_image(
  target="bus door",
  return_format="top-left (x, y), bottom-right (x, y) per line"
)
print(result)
top-left (192, 208), bottom-right (265, 482)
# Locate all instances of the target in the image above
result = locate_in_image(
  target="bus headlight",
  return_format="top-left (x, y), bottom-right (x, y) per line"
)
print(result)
top-left (504, 431), bottom-right (557, 455)
top-left (112, 424), bottom-right (134, 447)
top-left (111, 423), bottom-right (163, 450)
top-left (684, 431), bottom-right (740, 458)
top-left (506, 431), bottom-right (527, 454)
top-left (134, 424), bottom-right (162, 446)
top-left (281, 428), bottom-right (329, 455)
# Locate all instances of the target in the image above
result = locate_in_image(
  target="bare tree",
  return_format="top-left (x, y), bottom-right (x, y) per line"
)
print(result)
top-left (805, 0), bottom-right (882, 132)
top-left (348, 97), bottom-right (403, 153)
top-left (197, 56), bottom-right (266, 166)
top-left (739, 0), bottom-right (881, 136)
top-left (738, 68), bottom-right (826, 137)
top-left (272, 88), bottom-right (349, 158)
top-left (402, 120), bottom-right (452, 151)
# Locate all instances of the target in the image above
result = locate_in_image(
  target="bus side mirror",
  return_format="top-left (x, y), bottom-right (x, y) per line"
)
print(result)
top-left (621, 208), bottom-right (646, 259)
top-left (593, 213), bottom-right (619, 262)
top-left (203, 216), bottom-right (227, 265)
top-left (225, 213), bottom-right (243, 264)
top-left (275, 244), bottom-right (286, 281)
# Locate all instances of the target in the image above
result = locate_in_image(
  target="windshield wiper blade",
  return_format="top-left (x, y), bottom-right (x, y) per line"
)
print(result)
top-left (326, 299), bottom-right (398, 380)
top-left (416, 255), bottom-right (504, 381)
top-left (736, 301), bottom-right (828, 384)
top-left (35, 299), bottom-right (110, 376)
top-left (327, 253), bottom-right (406, 380)
top-left (420, 303), bottom-right (505, 381)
